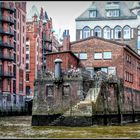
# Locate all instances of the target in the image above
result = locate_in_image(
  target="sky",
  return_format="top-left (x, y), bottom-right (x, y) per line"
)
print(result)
top-left (26, 1), bottom-right (92, 42)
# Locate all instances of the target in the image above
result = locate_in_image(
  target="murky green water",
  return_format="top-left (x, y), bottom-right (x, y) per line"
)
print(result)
top-left (0, 116), bottom-right (140, 138)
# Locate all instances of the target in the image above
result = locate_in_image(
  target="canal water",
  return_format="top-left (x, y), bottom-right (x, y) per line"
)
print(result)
top-left (0, 116), bottom-right (140, 138)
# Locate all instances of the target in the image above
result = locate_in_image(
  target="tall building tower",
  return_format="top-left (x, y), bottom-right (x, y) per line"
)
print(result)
top-left (0, 2), bottom-right (26, 113)
top-left (15, 2), bottom-right (26, 109)
top-left (26, 5), bottom-right (59, 98)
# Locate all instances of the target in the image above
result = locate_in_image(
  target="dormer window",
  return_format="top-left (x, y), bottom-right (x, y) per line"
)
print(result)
top-left (89, 10), bottom-right (97, 18)
top-left (106, 10), bottom-right (120, 17)
top-left (105, 2), bottom-right (120, 17)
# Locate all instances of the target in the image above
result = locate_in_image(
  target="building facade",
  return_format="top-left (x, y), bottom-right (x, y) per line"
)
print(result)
top-left (58, 34), bottom-right (140, 113)
top-left (46, 51), bottom-right (79, 72)
top-left (26, 6), bottom-right (59, 97)
top-left (0, 2), bottom-right (26, 113)
top-left (75, 1), bottom-right (140, 54)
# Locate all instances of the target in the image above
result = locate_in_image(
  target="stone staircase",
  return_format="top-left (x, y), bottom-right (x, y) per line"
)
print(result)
top-left (63, 87), bottom-right (101, 117)
top-left (49, 87), bottom-right (101, 126)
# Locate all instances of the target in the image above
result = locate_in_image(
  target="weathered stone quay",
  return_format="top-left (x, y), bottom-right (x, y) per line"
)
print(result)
top-left (32, 59), bottom-right (140, 126)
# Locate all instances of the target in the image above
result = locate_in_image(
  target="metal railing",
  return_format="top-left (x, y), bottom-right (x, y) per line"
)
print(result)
top-left (0, 54), bottom-right (14, 61)
top-left (0, 71), bottom-right (13, 77)
top-left (0, 29), bottom-right (14, 36)
top-left (0, 16), bottom-right (14, 25)
top-left (0, 2), bottom-right (14, 13)
top-left (0, 41), bottom-right (14, 49)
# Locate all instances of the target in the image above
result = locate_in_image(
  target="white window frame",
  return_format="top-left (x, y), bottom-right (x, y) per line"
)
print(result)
top-left (79, 53), bottom-right (87, 60)
top-left (103, 52), bottom-right (112, 59)
top-left (94, 52), bottom-right (102, 60)
top-left (114, 26), bottom-right (122, 39)
top-left (83, 27), bottom-right (90, 39)
top-left (94, 27), bottom-right (102, 37)
top-left (106, 10), bottom-right (119, 17)
top-left (123, 26), bottom-right (131, 39)
top-left (103, 27), bottom-right (111, 39)
top-left (89, 10), bottom-right (97, 18)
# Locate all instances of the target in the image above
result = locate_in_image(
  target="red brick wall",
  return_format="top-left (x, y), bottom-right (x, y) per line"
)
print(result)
top-left (70, 38), bottom-right (124, 78)
top-left (46, 52), bottom-right (79, 72)
top-left (70, 37), bottom-right (140, 92)
top-left (123, 49), bottom-right (140, 91)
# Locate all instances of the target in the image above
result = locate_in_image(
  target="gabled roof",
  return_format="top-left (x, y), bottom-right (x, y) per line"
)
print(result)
top-left (75, 1), bottom-right (138, 21)
top-left (70, 36), bottom-right (140, 60)
top-left (46, 51), bottom-right (80, 61)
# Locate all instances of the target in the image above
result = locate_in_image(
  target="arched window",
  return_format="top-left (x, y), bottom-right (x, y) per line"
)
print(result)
top-left (94, 26), bottom-right (102, 37)
top-left (114, 26), bottom-right (122, 39)
top-left (123, 26), bottom-right (131, 39)
top-left (137, 26), bottom-right (140, 54)
top-left (103, 26), bottom-right (111, 39)
top-left (83, 26), bottom-right (90, 39)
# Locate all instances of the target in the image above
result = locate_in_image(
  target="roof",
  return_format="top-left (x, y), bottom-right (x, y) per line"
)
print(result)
top-left (71, 35), bottom-right (127, 47)
top-left (46, 51), bottom-right (80, 61)
top-left (70, 36), bottom-right (140, 60)
top-left (75, 1), bottom-right (138, 21)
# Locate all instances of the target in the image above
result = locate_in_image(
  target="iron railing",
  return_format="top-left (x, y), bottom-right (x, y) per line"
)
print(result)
top-left (0, 2), bottom-right (14, 13)
top-left (0, 16), bottom-right (14, 25)
top-left (0, 41), bottom-right (14, 49)
top-left (0, 29), bottom-right (14, 36)
top-left (0, 71), bottom-right (14, 78)
top-left (0, 54), bottom-right (14, 61)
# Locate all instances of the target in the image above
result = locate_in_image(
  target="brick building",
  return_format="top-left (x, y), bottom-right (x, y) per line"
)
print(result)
top-left (75, 1), bottom-right (140, 54)
top-left (59, 30), bottom-right (140, 101)
top-left (0, 2), bottom-right (26, 112)
top-left (26, 5), bottom-right (59, 97)
top-left (46, 51), bottom-right (79, 72)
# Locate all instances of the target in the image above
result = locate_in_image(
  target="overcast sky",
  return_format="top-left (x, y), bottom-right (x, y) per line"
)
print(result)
top-left (27, 1), bottom-right (91, 42)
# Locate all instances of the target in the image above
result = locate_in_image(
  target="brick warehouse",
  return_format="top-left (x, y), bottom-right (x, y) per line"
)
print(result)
top-left (58, 30), bottom-right (140, 111)
top-left (0, 2), bottom-right (26, 114)
top-left (26, 5), bottom-right (59, 98)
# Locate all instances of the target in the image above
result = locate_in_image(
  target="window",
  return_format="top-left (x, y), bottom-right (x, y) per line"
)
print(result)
top-left (123, 26), bottom-right (131, 39)
top-left (26, 63), bottom-right (29, 70)
top-left (22, 15), bottom-right (25, 22)
top-left (74, 53), bottom-right (78, 57)
top-left (103, 52), bottom-right (112, 59)
top-left (26, 45), bottom-right (29, 51)
top-left (125, 71), bottom-right (133, 83)
top-left (83, 26), bottom-right (90, 39)
top-left (94, 27), bottom-right (102, 37)
top-left (26, 54), bottom-right (29, 60)
top-left (46, 85), bottom-right (53, 97)
top-left (103, 26), bottom-right (111, 39)
top-left (106, 10), bottom-right (120, 17)
top-left (79, 53), bottom-right (87, 60)
top-left (101, 68), bottom-right (108, 73)
top-left (23, 36), bottom-right (24, 43)
top-left (94, 52), bottom-right (102, 59)
top-left (89, 10), bottom-right (97, 18)
top-left (23, 26), bottom-right (24, 33)
top-left (114, 26), bottom-right (122, 39)
top-left (26, 86), bottom-right (30, 95)
top-left (26, 73), bottom-right (29, 81)
top-left (126, 54), bottom-right (131, 64)
top-left (137, 26), bottom-right (140, 54)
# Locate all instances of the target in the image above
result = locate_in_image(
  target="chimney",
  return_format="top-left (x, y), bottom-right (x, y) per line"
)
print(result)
top-left (54, 58), bottom-right (62, 80)
top-left (62, 29), bottom-right (70, 51)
